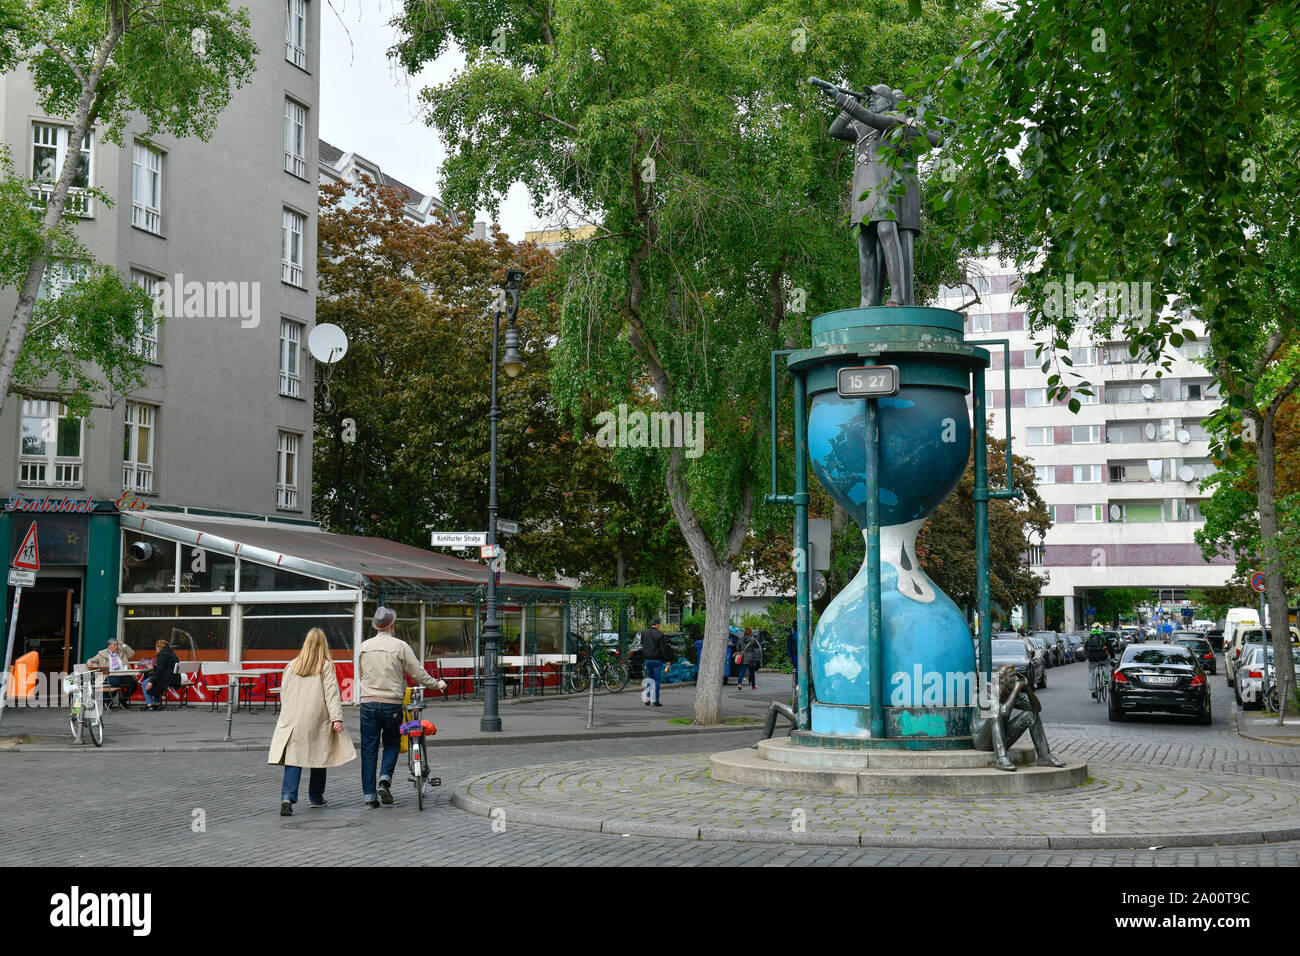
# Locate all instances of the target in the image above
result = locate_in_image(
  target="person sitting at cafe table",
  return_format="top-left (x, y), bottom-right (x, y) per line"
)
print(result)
top-left (140, 639), bottom-right (180, 711)
top-left (87, 639), bottom-right (136, 709)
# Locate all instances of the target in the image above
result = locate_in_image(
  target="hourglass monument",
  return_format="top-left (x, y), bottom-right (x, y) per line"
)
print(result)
top-left (710, 79), bottom-right (1084, 793)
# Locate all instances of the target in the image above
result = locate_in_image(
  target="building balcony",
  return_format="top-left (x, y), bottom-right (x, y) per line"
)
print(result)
top-left (29, 182), bottom-right (93, 218)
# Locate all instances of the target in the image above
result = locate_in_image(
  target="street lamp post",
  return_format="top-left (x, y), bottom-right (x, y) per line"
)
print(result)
top-left (481, 270), bottom-right (525, 733)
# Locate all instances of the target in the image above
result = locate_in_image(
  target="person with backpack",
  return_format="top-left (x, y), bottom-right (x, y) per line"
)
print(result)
top-left (638, 618), bottom-right (674, 707)
top-left (735, 627), bottom-right (763, 690)
top-left (1085, 627), bottom-right (1115, 699)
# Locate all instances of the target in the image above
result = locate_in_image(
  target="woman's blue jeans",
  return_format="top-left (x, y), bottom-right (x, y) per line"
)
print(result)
top-left (281, 766), bottom-right (327, 805)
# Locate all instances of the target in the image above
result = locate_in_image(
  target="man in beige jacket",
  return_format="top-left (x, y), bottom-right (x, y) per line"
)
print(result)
top-left (87, 639), bottom-right (135, 708)
top-left (357, 607), bottom-right (446, 807)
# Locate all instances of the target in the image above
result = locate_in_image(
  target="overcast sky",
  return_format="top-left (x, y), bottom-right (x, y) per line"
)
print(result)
top-left (318, 0), bottom-right (542, 240)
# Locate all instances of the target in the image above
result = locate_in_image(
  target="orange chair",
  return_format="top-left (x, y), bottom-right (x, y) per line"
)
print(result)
top-left (8, 651), bottom-right (38, 701)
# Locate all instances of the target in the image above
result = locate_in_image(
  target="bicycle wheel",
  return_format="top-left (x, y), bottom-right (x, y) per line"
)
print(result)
top-left (413, 741), bottom-right (425, 811)
top-left (1097, 671), bottom-right (1108, 703)
top-left (69, 691), bottom-right (84, 744)
top-left (89, 712), bottom-right (104, 747)
top-left (1265, 685), bottom-right (1281, 713)
top-left (604, 662), bottom-right (629, 693)
top-left (569, 664), bottom-right (591, 694)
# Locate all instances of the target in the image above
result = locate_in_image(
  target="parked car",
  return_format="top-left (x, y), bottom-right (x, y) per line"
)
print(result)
top-left (1026, 635), bottom-right (1054, 668)
top-left (1225, 625), bottom-right (1300, 687)
top-left (1032, 631), bottom-right (1062, 666)
top-left (1171, 633), bottom-right (1216, 675)
top-left (1233, 644), bottom-right (1300, 709)
top-left (1066, 633), bottom-right (1087, 662)
top-left (1120, 626), bottom-right (1143, 647)
top-left (1109, 643), bottom-right (1211, 725)
top-left (990, 637), bottom-right (1046, 689)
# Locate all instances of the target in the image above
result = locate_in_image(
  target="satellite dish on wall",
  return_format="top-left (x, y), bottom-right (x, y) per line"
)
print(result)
top-left (1178, 465), bottom-right (1195, 482)
top-left (1177, 429), bottom-right (1190, 444)
top-left (1109, 504), bottom-right (1123, 520)
top-left (1147, 458), bottom-right (1165, 481)
top-left (308, 323), bottom-right (349, 364)
top-left (1144, 423), bottom-right (1157, 440)
top-left (1141, 383), bottom-right (1156, 400)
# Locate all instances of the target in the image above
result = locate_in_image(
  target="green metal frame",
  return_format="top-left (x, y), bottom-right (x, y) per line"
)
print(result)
top-left (766, 332), bottom-right (1021, 735)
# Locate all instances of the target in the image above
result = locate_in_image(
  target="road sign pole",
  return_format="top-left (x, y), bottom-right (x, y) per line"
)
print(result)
top-left (0, 586), bottom-right (24, 732)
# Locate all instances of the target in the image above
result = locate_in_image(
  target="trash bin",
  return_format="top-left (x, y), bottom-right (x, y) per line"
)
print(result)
top-left (694, 637), bottom-right (734, 680)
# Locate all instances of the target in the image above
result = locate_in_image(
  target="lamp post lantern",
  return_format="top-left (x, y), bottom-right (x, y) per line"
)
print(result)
top-left (480, 268), bottom-right (524, 732)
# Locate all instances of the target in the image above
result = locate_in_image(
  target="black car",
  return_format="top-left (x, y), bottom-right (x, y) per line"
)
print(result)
top-left (1205, 628), bottom-right (1225, 652)
top-left (1170, 632), bottom-right (1216, 674)
top-left (1109, 644), bottom-right (1211, 724)
top-left (990, 637), bottom-right (1046, 689)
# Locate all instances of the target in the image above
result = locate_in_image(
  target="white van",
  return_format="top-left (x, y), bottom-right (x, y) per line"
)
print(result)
top-left (1223, 607), bottom-right (1260, 651)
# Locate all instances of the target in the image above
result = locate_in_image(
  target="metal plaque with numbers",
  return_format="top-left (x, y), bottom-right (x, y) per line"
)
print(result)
top-left (837, 365), bottom-right (899, 398)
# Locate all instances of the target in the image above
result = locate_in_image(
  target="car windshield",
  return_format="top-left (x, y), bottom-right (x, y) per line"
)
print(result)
top-left (1123, 646), bottom-right (1193, 665)
top-left (991, 640), bottom-right (1027, 656)
top-left (1170, 631), bottom-right (1200, 640)
top-left (1175, 639), bottom-right (1210, 652)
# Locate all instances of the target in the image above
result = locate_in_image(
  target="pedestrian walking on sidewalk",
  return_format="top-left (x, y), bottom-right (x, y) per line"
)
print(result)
top-left (735, 628), bottom-right (762, 690)
top-left (356, 607), bottom-right (446, 808)
top-left (638, 618), bottom-right (673, 707)
top-left (269, 628), bottom-right (356, 815)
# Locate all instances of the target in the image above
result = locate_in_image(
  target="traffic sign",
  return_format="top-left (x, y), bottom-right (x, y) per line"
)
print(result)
top-left (496, 519), bottom-right (519, 535)
top-left (12, 523), bottom-right (38, 571)
top-left (1251, 571), bottom-right (1267, 593)
top-left (837, 365), bottom-right (900, 398)
top-left (7, 569), bottom-right (34, 588)
top-left (431, 532), bottom-right (487, 548)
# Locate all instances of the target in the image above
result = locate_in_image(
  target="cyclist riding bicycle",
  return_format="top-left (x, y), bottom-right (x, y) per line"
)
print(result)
top-left (1085, 627), bottom-right (1115, 699)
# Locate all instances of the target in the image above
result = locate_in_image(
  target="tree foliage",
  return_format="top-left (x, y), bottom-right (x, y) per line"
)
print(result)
top-left (393, 0), bottom-right (984, 722)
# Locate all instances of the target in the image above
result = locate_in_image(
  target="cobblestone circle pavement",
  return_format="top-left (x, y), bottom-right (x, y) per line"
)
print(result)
top-left (454, 727), bottom-right (1300, 849)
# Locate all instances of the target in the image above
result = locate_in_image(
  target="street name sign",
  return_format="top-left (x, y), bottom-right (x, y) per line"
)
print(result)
top-left (497, 519), bottom-right (519, 535)
top-left (7, 569), bottom-right (34, 588)
top-left (431, 532), bottom-right (487, 548)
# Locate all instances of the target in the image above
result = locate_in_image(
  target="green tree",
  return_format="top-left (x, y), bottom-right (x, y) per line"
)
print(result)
top-left (394, 0), bottom-right (983, 723)
top-left (313, 178), bottom-right (693, 588)
top-left (0, 0), bottom-right (258, 415)
top-left (929, 0), bottom-right (1300, 709)
top-left (1084, 589), bottom-right (1149, 629)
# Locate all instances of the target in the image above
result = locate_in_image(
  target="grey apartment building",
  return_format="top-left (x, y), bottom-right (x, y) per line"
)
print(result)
top-left (0, 0), bottom-right (320, 671)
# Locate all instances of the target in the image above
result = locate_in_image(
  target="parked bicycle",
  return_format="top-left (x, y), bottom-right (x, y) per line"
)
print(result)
top-left (64, 671), bottom-right (104, 747)
top-left (563, 642), bottom-right (629, 694)
top-left (400, 688), bottom-right (440, 810)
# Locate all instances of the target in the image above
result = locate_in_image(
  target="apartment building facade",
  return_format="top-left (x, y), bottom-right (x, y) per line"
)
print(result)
top-left (951, 257), bottom-right (1234, 630)
top-left (0, 0), bottom-right (322, 669)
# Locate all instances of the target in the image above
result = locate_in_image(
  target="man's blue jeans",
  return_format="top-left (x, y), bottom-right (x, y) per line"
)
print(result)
top-left (360, 702), bottom-right (402, 799)
top-left (282, 766), bottom-right (327, 805)
top-left (644, 660), bottom-right (664, 703)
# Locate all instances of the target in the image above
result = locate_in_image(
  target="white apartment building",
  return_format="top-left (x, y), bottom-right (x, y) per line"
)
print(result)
top-left (949, 256), bottom-right (1235, 630)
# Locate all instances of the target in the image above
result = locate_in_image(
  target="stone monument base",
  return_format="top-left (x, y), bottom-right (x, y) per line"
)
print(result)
top-left (709, 737), bottom-right (1087, 795)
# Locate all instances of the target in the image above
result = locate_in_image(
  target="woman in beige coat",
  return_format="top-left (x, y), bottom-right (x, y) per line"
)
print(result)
top-left (269, 628), bottom-right (356, 814)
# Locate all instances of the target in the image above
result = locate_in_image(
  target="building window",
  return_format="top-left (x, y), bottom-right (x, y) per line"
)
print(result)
top-left (1075, 389), bottom-right (1100, 405)
top-left (279, 319), bottom-right (302, 397)
top-left (131, 142), bottom-right (162, 233)
top-left (129, 270), bottom-right (160, 362)
top-left (283, 99), bottom-right (307, 178)
top-left (123, 402), bottom-right (156, 493)
top-left (282, 209), bottom-right (304, 286)
top-left (285, 0), bottom-right (308, 68)
top-left (1025, 388), bottom-right (1048, 407)
top-left (1026, 427), bottom-right (1054, 446)
top-left (18, 400), bottom-right (83, 487)
top-left (30, 122), bottom-right (93, 215)
top-left (1074, 504), bottom-right (1102, 523)
top-left (1033, 465), bottom-right (1054, 485)
top-left (277, 431), bottom-right (300, 510)
top-left (969, 313), bottom-right (992, 333)
top-left (1072, 424), bottom-right (1101, 443)
top-left (1069, 346), bottom-right (1098, 366)
top-left (1073, 464), bottom-right (1102, 483)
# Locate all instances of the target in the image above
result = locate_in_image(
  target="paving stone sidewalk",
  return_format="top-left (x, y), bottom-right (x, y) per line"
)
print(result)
top-left (454, 726), bottom-right (1300, 850)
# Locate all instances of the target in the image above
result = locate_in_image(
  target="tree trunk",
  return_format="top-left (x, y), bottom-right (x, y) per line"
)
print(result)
top-left (0, 28), bottom-right (118, 417)
top-left (1255, 412), bottom-right (1296, 715)
top-left (692, 564), bottom-right (733, 724)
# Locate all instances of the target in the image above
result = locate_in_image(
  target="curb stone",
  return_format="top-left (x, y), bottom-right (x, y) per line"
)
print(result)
top-left (1231, 709), bottom-right (1300, 748)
